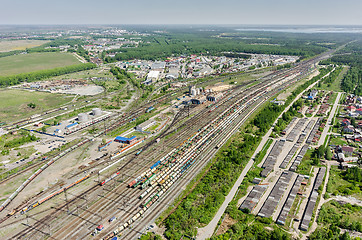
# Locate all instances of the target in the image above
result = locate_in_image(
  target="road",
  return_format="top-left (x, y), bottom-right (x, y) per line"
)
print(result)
top-left (318, 92), bottom-right (342, 146)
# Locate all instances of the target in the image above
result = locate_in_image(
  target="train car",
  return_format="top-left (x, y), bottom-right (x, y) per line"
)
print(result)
top-left (100, 172), bottom-right (120, 186)
top-left (128, 179), bottom-right (137, 188)
top-left (7, 209), bottom-right (16, 216)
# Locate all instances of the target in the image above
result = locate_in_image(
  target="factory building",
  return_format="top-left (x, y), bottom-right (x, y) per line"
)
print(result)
top-left (146, 71), bottom-right (160, 82)
top-left (207, 93), bottom-right (223, 102)
top-left (308, 89), bottom-right (318, 100)
top-left (92, 108), bottom-right (102, 116)
top-left (135, 120), bottom-right (156, 132)
top-left (191, 96), bottom-right (206, 104)
top-left (114, 136), bottom-right (137, 144)
top-left (65, 122), bottom-right (78, 129)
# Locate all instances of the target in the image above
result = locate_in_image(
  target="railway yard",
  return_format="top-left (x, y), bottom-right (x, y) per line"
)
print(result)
top-left (0, 43), bottom-right (358, 240)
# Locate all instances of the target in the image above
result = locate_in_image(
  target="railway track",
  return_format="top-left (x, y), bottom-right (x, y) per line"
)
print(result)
top-left (1, 50), bottom-right (332, 239)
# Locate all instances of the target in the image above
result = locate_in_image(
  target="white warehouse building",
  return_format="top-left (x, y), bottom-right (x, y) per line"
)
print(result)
top-left (146, 71), bottom-right (160, 82)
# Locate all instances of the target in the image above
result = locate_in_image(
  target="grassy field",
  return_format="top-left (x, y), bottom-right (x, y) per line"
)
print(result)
top-left (0, 89), bottom-right (72, 123)
top-left (0, 52), bottom-right (81, 76)
top-left (326, 166), bottom-right (362, 199)
top-left (329, 136), bottom-right (347, 146)
top-left (316, 66), bottom-right (349, 92)
top-left (0, 40), bottom-right (50, 52)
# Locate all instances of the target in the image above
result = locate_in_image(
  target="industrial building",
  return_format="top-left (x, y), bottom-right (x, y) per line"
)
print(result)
top-left (207, 93), bottom-right (223, 102)
top-left (114, 136), bottom-right (137, 144)
top-left (65, 122), bottom-right (78, 129)
top-left (146, 71), bottom-right (160, 82)
top-left (92, 108), bottom-right (102, 116)
top-left (308, 89), bottom-right (318, 100)
top-left (191, 96), bottom-right (206, 105)
top-left (135, 120), bottom-right (156, 132)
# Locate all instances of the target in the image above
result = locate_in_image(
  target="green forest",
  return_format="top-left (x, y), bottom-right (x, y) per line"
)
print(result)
top-left (102, 29), bottom-right (349, 62)
top-left (322, 41), bottom-right (362, 95)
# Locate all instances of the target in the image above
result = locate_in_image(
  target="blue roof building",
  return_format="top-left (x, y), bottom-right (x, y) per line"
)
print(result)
top-left (115, 136), bottom-right (137, 144)
top-left (66, 122), bottom-right (78, 129)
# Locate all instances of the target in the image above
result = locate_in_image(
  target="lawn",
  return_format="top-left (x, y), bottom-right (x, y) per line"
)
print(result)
top-left (0, 89), bottom-right (72, 122)
top-left (326, 166), bottom-right (362, 199)
top-left (0, 40), bottom-right (50, 52)
top-left (329, 136), bottom-right (347, 146)
top-left (0, 52), bottom-right (81, 76)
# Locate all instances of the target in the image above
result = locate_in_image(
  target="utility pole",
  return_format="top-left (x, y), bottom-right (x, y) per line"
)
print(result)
top-left (64, 188), bottom-right (69, 214)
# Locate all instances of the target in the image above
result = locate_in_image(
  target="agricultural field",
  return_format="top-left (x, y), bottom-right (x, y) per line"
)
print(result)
top-left (0, 52), bottom-right (81, 76)
top-left (0, 40), bottom-right (50, 52)
top-left (0, 89), bottom-right (72, 122)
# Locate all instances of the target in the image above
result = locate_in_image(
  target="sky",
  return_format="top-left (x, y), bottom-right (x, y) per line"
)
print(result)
top-left (1, 0), bottom-right (362, 25)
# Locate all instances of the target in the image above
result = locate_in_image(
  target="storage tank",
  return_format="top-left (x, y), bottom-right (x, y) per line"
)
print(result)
top-left (92, 108), bottom-right (102, 116)
top-left (78, 113), bottom-right (88, 122)
top-left (191, 89), bottom-right (197, 96)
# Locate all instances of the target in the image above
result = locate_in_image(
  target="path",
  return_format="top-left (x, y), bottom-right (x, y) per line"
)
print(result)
top-left (318, 92), bottom-right (342, 146)
top-left (73, 52), bottom-right (87, 63)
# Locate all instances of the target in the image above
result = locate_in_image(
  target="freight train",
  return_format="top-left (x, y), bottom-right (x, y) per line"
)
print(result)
top-left (21, 174), bottom-right (90, 214)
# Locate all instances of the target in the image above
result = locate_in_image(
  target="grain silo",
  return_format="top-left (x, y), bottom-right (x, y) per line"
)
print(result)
top-left (78, 113), bottom-right (88, 122)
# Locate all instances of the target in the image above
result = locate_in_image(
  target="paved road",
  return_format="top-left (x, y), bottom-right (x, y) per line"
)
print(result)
top-left (318, 92), bottom-right (342, 146)
top-left (197, 158), bottom-right (254, 239)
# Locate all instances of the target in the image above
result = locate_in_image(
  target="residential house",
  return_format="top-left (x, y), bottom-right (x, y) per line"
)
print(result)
top-left (341, 119), bottom-right (351, 126)
top-left (341, 146), bottom-right (354, 156)
top-left (343, 125), bottom-right (354, 133)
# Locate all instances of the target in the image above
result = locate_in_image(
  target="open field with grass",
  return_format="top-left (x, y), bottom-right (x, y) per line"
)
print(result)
top-left (316, 66), bottom-right (349, 92)
top-left (0, 40), bottom-right (50, 52)
top-left (0, 89), bottom-right (72, 123)
top-left (0, 52), bottom-right (81, 76)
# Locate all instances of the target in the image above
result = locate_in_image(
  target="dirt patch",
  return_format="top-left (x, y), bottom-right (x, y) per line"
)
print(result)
top-left (215, 214), bottom-right (237, 236)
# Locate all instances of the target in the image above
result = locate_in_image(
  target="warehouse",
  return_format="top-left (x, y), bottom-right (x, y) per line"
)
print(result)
top-left (114, 136), bottom-right (137, 144)
top-left (135, 120), bottom-right (156, 132)
top-left (146, 71), bottom-right (160, 82)
top-left (190, 96), bottom-right (206, 104)
top-left (207, 93), bottom-right (223, 102)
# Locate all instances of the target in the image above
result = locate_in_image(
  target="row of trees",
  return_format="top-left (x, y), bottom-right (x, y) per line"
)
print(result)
top-left (163, 134), bottom-right (259, 239)
top-left (0, 63), bottom-right (96, 87)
